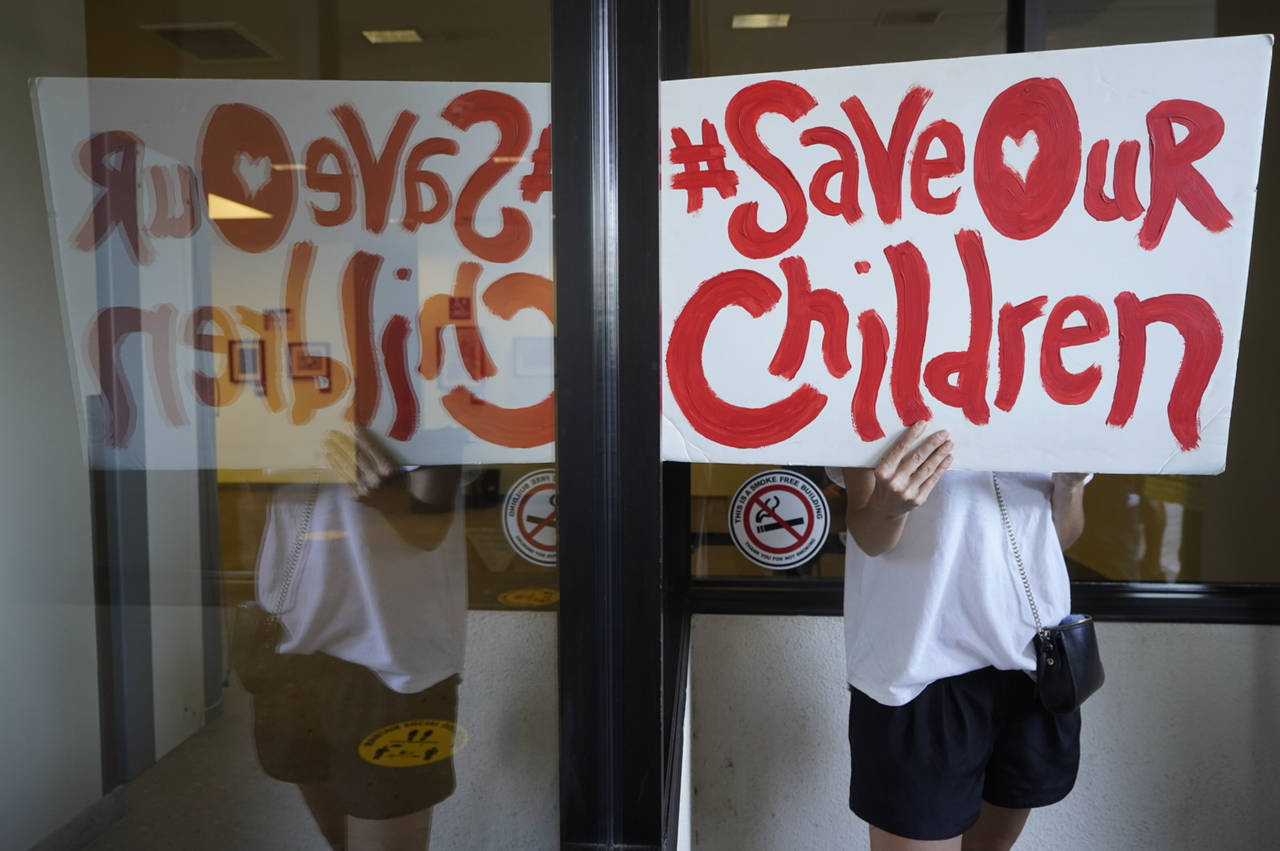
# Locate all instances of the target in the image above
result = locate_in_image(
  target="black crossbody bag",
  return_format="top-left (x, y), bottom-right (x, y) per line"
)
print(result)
top-left (992, 473), bottom-right (1105, 714)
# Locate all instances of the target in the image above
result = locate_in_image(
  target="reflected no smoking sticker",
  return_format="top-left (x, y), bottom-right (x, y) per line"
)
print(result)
top-left (502, 468), bottom-right (557, 566)
top-left (728, 470), bottom-right (830, 570)
top-left (497, 588), bottom-right (560, 607)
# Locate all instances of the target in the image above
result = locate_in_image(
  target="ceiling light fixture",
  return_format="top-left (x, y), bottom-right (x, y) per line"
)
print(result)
top-left (731, 13), bottom-right (791, 30)
top-left (207, 194), bottom-right (272, 220)
top-left (362, 29), bottom-right (424, 44)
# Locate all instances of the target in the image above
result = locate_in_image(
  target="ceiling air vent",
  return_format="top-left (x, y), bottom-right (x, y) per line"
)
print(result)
top-left (875, 9), bottom-right (943, 27)
top-left (143, 22), bottom-right (273, 62)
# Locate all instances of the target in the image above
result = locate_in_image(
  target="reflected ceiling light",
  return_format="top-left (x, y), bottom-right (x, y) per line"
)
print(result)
top-left (362, 29), bottom-right (423, 44)
top-left (731, 13), bottom-right (791, 30)
top-left (208, 194), bottom-right (272, 220)
top-left (271, 163), bottom-right (305, 171)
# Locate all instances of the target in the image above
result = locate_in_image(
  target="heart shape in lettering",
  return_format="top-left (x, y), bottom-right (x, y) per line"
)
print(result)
top-left (1001, 130), bottom-right (1039, 183)
top-left (234, 152), bottom-right (273, 199)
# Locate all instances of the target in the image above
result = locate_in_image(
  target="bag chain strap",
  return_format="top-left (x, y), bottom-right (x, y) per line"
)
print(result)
top-left (265, 480), bottom-right (321, 626)
top-left (991, 472), bottom-right (1049, 643)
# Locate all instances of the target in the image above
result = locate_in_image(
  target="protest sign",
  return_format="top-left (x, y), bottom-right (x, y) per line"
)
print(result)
top-left (33, 78), bottom-right (553, 472)
top-left (660, 36), bottom-right (1272, 473)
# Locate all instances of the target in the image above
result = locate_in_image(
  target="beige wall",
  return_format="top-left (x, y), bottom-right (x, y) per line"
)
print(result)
top-left (690, 615), bottom-right (1280, 850)
top-left (0, 3), bottom-right (104, 849)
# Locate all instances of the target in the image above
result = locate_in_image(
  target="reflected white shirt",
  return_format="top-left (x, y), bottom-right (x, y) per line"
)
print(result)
top-left (256, 483), bottom-right (467, 694)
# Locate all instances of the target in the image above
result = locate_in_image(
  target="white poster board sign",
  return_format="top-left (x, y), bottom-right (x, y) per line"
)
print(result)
top-left (660, 36), bottom-right (1272, 473)
top-left (33, 78), bottom-right (553, 473)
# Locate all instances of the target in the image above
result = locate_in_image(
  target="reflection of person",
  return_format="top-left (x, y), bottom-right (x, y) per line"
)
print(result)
top-left (250, 429), bottom-right (465, 850)
top-left (1063, 474), bottom-right (1143, 580)
top-left (832, 422), bottom-right (1089, 851)
top-left (1136, 475), bottom-right (1200, 582)
top-left (1064, 473), bottom-right (1200, 582)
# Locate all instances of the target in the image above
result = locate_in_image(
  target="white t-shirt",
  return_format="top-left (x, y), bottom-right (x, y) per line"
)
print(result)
top-left (828, 469), bottom-right (1071, 706)
top-left (256, 483), bottom-right (467, 694)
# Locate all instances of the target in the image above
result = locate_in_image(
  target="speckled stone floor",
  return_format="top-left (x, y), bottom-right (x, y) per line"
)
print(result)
top-left (86, 683), bottom-right (328, 851)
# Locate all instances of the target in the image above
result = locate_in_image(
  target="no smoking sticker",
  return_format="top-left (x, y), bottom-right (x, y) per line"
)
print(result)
top-left (728, 470), bottom-right (830, 570)
top-left (502, 468), bottom-right (557, 566)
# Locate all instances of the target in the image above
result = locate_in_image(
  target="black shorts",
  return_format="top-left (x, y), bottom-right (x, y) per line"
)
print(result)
top-left (252, 653), bottom-right (460, 820)
top-left (848, 666), bottom-right (1081, 841)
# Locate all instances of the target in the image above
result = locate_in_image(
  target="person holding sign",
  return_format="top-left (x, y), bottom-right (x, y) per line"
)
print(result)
top-left (239, 429), bottom-right (468, 851)
top-left (833, 422), bottom-right (1089, 850)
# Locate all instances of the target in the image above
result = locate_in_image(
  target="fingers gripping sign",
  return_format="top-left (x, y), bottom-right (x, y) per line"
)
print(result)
top-left (324, 427), bottom-right (396, 498)
top-left (871, 421), bottom-right (954, 517)
top-left (846, 422), bottom-right (954, 557)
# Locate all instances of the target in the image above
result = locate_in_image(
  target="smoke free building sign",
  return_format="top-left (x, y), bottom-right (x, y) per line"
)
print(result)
top-left (660, 36), bottom-right (1272, 473)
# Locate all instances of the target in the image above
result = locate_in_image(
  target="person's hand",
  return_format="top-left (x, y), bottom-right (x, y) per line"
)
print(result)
top-left (1052, 472), bottom-right (1091, 489)
top-left (842, 422), bottom-right (953, 557)
top-left (866, 421), bottom-right (953, 517)
top-left (323, 428), bottom-right (397, 498)
top-left (1050, 473), bottom-right (1091, 548)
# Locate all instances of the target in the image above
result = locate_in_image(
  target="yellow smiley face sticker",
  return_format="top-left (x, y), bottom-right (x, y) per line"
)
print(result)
top-left (358, 719), bottom-right (469, 767)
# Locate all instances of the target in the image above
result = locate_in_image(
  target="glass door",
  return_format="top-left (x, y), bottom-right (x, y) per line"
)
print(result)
top-left (6, 3), bottom-right (570, 849)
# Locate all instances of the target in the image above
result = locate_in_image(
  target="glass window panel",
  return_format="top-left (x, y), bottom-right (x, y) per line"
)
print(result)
top-left (692, 0), bottom-right (1009, 77)
top-left (685, 0), bottom-right (1279, 588)
top-left (1044, 0), bottom-right (1280, 585)
top-left (5, 2), bottom-right (560, 849)
top-left (686, 0), bottom-right (1007, 584)
top-left (1046, 0), bottom-right (1216, 51)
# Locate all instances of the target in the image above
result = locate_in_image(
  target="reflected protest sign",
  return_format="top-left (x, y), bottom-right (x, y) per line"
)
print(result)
top-left (660, 36), bottom-right (1272, 473)
top-left (33, 78), bottom-right (553, 472)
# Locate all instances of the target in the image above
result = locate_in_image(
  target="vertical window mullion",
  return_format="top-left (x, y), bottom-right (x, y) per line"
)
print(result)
top-left (552, 0), bottom-right (674, 847)
top-left (1008, 0), bottom-right (1048, 53)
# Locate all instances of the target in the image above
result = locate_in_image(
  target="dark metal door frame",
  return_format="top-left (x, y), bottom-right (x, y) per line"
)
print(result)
top-left (547, 4), bottom-right (1053, 847)
top-left (551, 0), bottom-right (690, 847)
